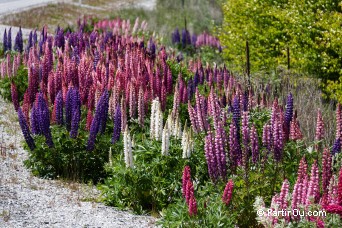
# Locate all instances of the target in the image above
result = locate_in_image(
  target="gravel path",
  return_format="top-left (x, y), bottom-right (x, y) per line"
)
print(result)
top-left (0, 97), bottom-right (156, 227)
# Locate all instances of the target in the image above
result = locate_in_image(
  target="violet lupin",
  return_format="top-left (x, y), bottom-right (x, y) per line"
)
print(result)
top-left (331, 138), bottom-right (341, 155)
top-left (7, 27), bottom-right (11, 51)
top-left (3, 29), bottom-right (7, 52)
top-left (171, 28), bottom-right (180, 44)
top-left (112, 105), bottom-right (121, 144)
top-left (65, 88), bottom-right (73, 131)
top-left (232, 95), bottom-right (241, 131)
top-left (30, 104), bottom-right (40, 135)
top-left (18, 108), bottom-right (36, 151)
top-left (14, 27), bottom-right (23, 53)
top-left (70, 88), bottom-right (81, 138)
top-left (54, 91), bottom-right (64, 125)
top-left (229, 121), bottom-right (241, 168)
top-left (37, 93), bottom-right (54, 147)
top-left (87, 90), bottom-right (108, 151)
top-left (284, 93), bottom-right (293, 140)
top-left (98, 89), bottom-right (109, 134)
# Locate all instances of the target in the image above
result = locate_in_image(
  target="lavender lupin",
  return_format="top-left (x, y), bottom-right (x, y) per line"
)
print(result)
top-left (331, 138), bottom-right (341, 155)
top-left (284, 93), bottom-right (293, 140)
top-left (65, 88), bottom-right (73, 131)
top-left (18, 108), bottom-right (36, 151)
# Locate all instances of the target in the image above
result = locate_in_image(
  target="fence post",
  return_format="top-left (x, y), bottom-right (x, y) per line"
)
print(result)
top-left (246, 40), bottom-right (250, 87)
top-left (287, 47), bottom-right (290, 70)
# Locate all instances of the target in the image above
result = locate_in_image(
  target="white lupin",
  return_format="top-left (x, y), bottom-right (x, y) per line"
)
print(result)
top-left (109, 147), bottom-right (113, 166)
top-left (167, 111), bottom-right (173, 130)
top-left (154, 100), bottom-right (163, 140)
top-left (150, 98), bottom-right (163, 140)
top-left (182, 123), bottom-right (193, 158)
top-left (161, 123), bottom-right (170, 156)
top-left (150, 99), bottom-right (157, 138)
top-left (123, 125), bottom-right (133, 168)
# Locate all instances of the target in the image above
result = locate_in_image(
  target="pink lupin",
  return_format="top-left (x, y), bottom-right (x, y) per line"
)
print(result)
top-left (322, 148), bottom-right (332, 193)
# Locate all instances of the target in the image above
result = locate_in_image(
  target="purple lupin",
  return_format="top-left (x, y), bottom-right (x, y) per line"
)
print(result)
top-left (37, 93), bottom-right (54, 147)
top-left (55, 91), bottom-right (64, 125)
top-left (112, 105), bottom-right (122, 144)
top-left (70, 88), bottom-right (81, 138)
top-left (18, 108), bottom-right (36, 151)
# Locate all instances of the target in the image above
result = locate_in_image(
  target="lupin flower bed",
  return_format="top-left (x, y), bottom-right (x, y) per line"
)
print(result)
top-left (1, 16), bottom-right (342, 227)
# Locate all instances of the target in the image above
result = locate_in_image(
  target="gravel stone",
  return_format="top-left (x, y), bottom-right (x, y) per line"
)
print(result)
top-left (0, 96), bottom-right (156, 227)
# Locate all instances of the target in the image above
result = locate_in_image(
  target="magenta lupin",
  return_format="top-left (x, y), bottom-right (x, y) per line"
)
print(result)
top-left (250, 125), bottom-right (259, 163)
top-left (188, 101), bottom-right (198, 133)
top-left (322, 148), bottom-right (332, 193)
top-left (205, 130), bottom-right (217, 181)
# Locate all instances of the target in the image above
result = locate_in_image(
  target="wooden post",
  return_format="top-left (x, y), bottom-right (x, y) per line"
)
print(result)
top-left (246, 41), bottom-right (250, 87)
top-left (287, 47), bottom-right (290, 70)
top-left (184, 17), bottom-right (187, 30)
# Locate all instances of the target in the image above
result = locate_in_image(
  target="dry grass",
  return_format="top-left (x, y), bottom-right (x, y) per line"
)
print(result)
top-left (73, 0), bottom-right (123, 7)
top-left (0, 3), bottom-right (103, 31)
top-left (251, 67), bottom-right (336, 147)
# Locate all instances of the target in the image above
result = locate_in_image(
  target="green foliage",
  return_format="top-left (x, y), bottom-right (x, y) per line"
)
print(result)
top-left (24, 124), bottom-right (111, 183)
top-left (0, 65), bottom-right (28, 103)
top-left (158, 182), bottom-right (237, 227)
top-left (99, 132), bottom-right (208, 214)
top-left (217, 0), bottom-right (342, 81)
top-left (167, 59), bottom-right (193, 82)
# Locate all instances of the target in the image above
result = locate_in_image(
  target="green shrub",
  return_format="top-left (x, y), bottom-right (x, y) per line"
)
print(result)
top-left (217, 0), bottom-right (342, 82)
top-left (158, 182), bottom-right (237, 227)
top-left (0, 65), bottom-right (28, 103)
top-left (99, 133), bottom-right (208, 214)
top-left (24, 123), bottom-right (112, 183)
